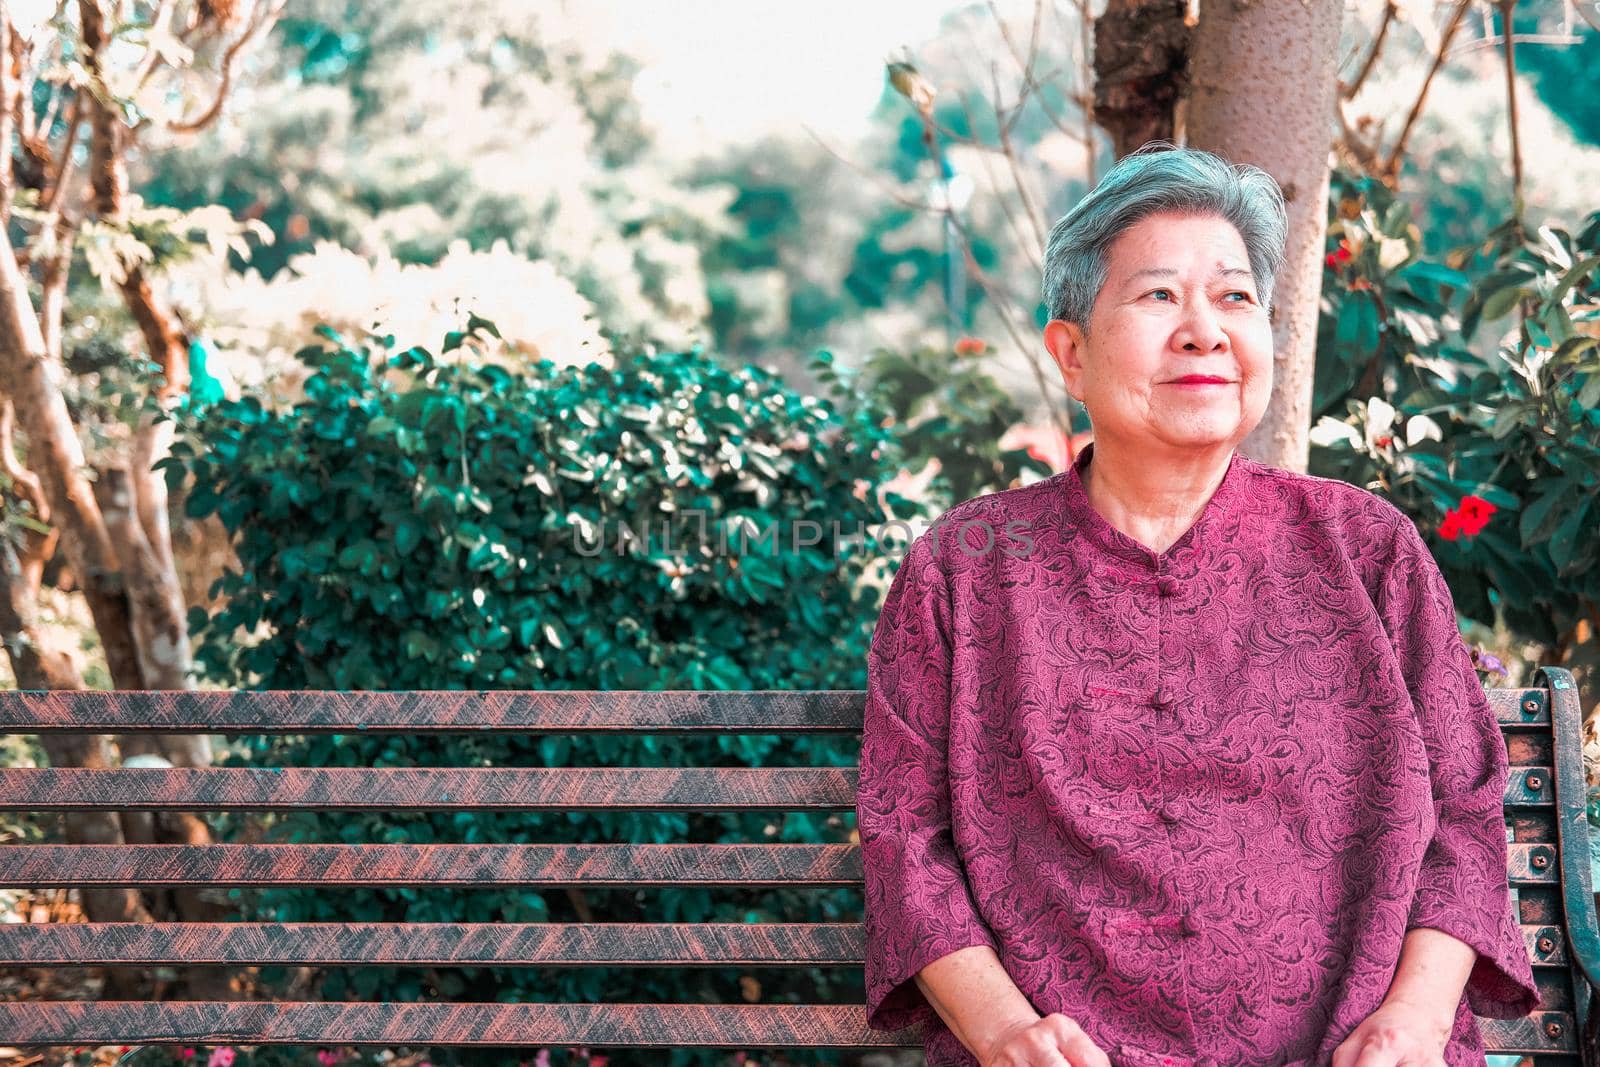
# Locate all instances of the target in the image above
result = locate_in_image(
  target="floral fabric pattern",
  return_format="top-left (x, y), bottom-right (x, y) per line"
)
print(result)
top-left (858, 441), bottom-right (1539, 1067)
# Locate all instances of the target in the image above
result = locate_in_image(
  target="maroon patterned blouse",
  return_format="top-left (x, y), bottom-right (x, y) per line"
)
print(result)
top-left (858, 440), bottom-right (1540, 1067)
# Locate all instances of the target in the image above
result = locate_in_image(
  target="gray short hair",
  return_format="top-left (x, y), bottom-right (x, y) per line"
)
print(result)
top-left (1041, 142), bottom-right (1288, 330)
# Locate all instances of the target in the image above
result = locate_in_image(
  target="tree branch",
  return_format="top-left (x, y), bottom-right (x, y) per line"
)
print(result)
top-left (166, 0), bottom-right (286, 134)
top-left (1381, 0), bottom-right (1472, 182)
top-left (908, 107), bottom-right (1077, 459)
top-left (958, 89), bottom-right (1044, 273)
top-left (0, 397), bottom-right (50, 523)
top-left (130, 0), bottom-right (181, 91)
top-left (988, 69), bottom-right (1048, 253)
top-left (1340, 0), bottom-right (1396, 100)
top-left (1497, 0), bottom-right (1524, 219)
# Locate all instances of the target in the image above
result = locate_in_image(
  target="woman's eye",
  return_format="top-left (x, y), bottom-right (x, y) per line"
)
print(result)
top-left (1148, 289), bottom-right (1172, 301)
top-left (1225, 291), bottom-right (1251, 302)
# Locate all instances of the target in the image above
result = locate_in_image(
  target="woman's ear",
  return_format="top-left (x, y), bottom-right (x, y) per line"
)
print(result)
top-left (1043, 318), bottom-right (1088, 404)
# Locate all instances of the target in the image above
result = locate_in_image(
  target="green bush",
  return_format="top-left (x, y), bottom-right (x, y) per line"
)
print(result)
top-left (836, 342), bottom-right (1053, 508)
top-left (168, 323), bottom-right (908, 1067)
top-left (1310, 196), bottom-right (1600, 649)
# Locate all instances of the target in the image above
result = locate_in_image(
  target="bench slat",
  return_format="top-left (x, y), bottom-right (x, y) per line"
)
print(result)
top-left (1477, 1011), bottom-right (1579, 1054)
top-left (0, 844), bottom-right (861, 887)
top-left (0, 687), bottom-right (1548, 732)
top-left (0, 765), bottom-right (1555, 811)
top-left (0, 691), bottom-right (865, 734)
top-left (1523, 923), bottom-right (1569, 967)
top-left (0, 1001), bottom-right (1574, 1053)
top-left (1493, 687), bottom-right (1550, 726)
top-left (1503, 767), bottom-right (1554, 807)
top-left (0, 767), bottom-right (858, 811)
top-left (1508, 842), bottom-right (1559, 885)
top-left (0, 1002), bottom-right (915, 1048)
top-left (0, 921), bottom-right (866, 965)
top-left (0, 843), bottom-right (1556, 888)
top-left (0, 843), bottom-right (1557, 887)
top-left (0, 920), bottom-right (1570, 969)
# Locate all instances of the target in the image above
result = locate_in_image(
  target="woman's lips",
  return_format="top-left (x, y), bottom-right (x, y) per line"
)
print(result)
top-left (1168, 377), bottom-right (1233, 388)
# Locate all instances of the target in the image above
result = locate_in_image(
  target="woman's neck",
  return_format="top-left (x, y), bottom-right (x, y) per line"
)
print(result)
top-left (1080, 441), bottom-right (1234, 555)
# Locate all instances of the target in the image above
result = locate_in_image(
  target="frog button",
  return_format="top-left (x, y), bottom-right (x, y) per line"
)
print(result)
top-left (1155, 574), bottom-right (1180, 597)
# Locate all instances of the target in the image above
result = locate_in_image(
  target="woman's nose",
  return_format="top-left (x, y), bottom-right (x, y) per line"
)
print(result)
top-left (1173, 302), bottom-right (1228, 352)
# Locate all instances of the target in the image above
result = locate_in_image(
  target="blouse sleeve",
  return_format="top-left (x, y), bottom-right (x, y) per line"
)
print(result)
top-left (1378, 517), bottom-right (1541, 1019)
top-left (857, 532), bottom-right (999, 1033)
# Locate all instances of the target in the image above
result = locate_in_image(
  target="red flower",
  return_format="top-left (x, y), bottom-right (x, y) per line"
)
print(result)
top-left (1324, 240), bottom-right (1354, 271)
top-left (953, 336), bottom-right (987, 356)
top-left (1457, 494), bottom-right (1497, 532)
top-left (1438, 494), bottom-right (1497, 541)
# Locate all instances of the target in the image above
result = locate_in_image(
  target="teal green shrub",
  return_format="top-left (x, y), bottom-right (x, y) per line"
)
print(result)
top-left (1310, 189), bottom-right (1600, 649)
top-left (168, 323), bottom-right (908, 1067)
top-left (827, 344), bottom-right (1053, 508)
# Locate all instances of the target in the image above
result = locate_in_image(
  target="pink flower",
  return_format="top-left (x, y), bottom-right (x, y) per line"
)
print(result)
top-left (534, 1052), bottom-right (551, 1067)
top-left (207, 1050), bottom-right (236, 1067)
top-left (180, 1051), bottom-right (196, 1061)
top-left (589, 1056), bottom-right (609, 1067)
top-left (317, 1051), bottom-right (340, 1067)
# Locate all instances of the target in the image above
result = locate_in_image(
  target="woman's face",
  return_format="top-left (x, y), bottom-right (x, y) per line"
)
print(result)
top-left (1043, 211), bottom-right (1273, 457)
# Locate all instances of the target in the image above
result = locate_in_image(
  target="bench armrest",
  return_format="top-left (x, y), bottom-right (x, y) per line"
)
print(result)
top-left (1539, 665), bottom-right (1600, 994)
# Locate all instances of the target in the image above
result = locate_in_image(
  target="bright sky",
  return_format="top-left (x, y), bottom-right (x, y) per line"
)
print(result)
top-left (567, 1), bottom-right (970, 148)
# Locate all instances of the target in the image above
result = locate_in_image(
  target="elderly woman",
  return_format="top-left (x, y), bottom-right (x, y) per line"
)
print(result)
top-left (857, 144), bottom-right (1539, 1067)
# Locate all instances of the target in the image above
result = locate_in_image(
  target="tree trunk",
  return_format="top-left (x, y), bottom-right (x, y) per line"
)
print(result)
top-left (1092, 0), bottom-right (1192, 157)
top-left (0, 539), bottom-right (155, 943)
top-left (74, 9), bottom-right (227, 988)
top-left (1184, 0), bottom-right (1344, 473)
top-left (78, 0), bottom-right (196, 694)
top-left (0, 221), bottom-right (147, 690)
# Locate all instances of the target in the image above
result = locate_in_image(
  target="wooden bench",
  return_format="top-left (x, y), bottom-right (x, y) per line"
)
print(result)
top-left (0, 667), bottom-right (1596, 1063)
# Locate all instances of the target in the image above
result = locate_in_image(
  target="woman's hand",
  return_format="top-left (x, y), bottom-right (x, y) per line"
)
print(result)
top-left (980, 1013), bottom-right (1113, 1067)
top-left (1329, 1002), bottom-right (1451, 1067)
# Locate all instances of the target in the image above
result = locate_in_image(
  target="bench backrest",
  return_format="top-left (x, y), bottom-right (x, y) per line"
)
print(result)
top-left (0, 668), bottom-right (1594, 1062)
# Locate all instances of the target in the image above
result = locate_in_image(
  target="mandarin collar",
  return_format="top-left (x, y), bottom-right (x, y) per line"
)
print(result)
top-left (1056, 439), bottom-right (1253, 569)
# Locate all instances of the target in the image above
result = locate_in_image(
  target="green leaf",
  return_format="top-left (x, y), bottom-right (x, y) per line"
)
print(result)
top-left (392, 346), bottom-right (434, 371)
top-left (1549, 497), bottom-right (1592, 572)
top-left (1479, 284), bottom-right (1526, 324)
top-left (1519, 488), bottom-right (1568, 549)
top-left (1580, 374), bottom-right (1600, 411)
top-left (542, 618), bottom-right (569, 650)
top-left (1550, 253), bottom-right (1600, 305)
top-left (394, 519), bottom-right (421, 556)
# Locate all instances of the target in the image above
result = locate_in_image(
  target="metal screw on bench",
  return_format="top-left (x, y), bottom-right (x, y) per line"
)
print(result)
top-left (1526, 773), bottom-right (1543, 791)
top-left (1523, 697), bottom-right (1540, 715)
top-left (1545, 1020), bottom-right (1564, 1040)
top-left (1532, 852), bottom-right (1550, 869)
top-left (1537, 935), bottom-right (1556, 955)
